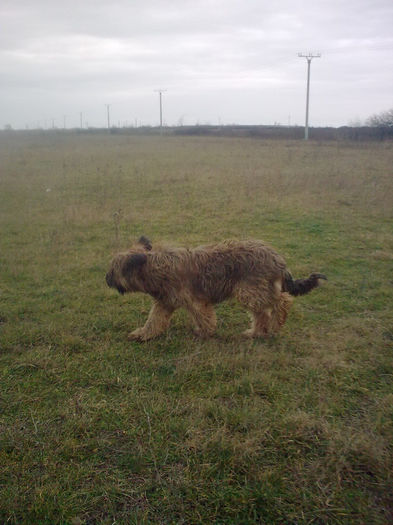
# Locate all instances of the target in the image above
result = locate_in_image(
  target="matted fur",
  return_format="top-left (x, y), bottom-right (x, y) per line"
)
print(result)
top-left (106, 237), bottom-right (326, 341)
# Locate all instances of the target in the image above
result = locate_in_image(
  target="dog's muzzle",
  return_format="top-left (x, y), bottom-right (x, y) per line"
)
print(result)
top-left (106, 270), bottom-right (127, 295)
top-left (105, 270), bottom-right (113, 288)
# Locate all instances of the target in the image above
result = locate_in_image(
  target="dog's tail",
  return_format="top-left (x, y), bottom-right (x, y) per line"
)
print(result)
top-left (283, 271), bottom-right (327, 297)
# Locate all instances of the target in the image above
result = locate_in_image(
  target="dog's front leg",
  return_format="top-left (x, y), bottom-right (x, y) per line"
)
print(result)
top-left (128, 301), bottom-right (174, 341)
top-left (185, 301), bottom-right (217, 338)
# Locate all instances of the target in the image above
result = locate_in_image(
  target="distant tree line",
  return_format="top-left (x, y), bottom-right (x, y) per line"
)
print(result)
top-left (171, 108), bottom-right (392, 140)
top-left (3, 124), bottom-right (392, 141)
top-left (171, 124), bottom-right (392, 141)
top-left (365, 108), bottom-right (393, 128)
top-left (4, 108), bottom-right (392, 141)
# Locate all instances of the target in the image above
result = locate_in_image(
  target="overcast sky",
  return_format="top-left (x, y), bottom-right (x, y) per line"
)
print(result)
top-left (1, 0), bottom-right (392, 129)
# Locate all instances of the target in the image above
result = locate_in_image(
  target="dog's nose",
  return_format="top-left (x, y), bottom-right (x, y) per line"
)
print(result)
top-left (105, 271), bottom-right (113, 287)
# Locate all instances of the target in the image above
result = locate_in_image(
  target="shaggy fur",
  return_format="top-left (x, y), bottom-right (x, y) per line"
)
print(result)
top-left (106, 236), bottom-right (326, 341)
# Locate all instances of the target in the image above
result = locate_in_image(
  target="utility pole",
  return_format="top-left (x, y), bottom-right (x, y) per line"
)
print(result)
top-left (105, 104), bottom-right (111, 130)
top-left (80, 112), bottom-right (83, 129)
top-left (154, 89), bottom-right (167, 134)
top-left (298, 52), bottom-right (321, 140)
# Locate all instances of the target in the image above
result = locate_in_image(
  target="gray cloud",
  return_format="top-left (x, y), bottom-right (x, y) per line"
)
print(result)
top-left (1, 0), bottom-right (392, 128)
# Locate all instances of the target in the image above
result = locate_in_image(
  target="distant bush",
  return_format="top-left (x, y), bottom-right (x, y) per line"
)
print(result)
top-left (366, 108), bottom-right (393, 128)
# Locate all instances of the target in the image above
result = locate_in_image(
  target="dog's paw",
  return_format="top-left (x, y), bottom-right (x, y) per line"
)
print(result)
top-left (127, 328), bottom-right (146, 341)
top-left (243, 329), bottom-right (269, 338)
top-left (192, 327), bottom-right (214, 339)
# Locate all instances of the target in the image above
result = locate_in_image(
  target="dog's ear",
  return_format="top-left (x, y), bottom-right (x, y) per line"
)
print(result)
top-left (123, 253), bottom-right (147, 275)
top-left (138, 236), bottom-right (152, 251)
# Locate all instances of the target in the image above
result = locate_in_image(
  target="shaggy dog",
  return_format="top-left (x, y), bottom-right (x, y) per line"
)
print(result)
top-left (106, 236), bottom-right (326, 341)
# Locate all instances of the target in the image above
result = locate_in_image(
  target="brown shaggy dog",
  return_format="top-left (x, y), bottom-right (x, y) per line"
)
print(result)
top-left (106, 236), bottom-right (326, 341)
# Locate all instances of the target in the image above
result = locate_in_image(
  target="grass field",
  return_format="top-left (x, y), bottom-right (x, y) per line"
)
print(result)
top-left (0, 132), bottom-right (392, 524)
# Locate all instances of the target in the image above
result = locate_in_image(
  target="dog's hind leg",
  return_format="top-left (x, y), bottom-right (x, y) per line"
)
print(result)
top-left (243, 292), bottom-right (293, 337)
top-left (243, 308), bottom-right (272, 338)
top-left (185, 301), bottom-right (217, 338)
top-left (235, 279), bottom-right (291, 338)
top-left (269, 292), bottom-right (293, 333)
top-left (128, 301), bottom-right (174, 341)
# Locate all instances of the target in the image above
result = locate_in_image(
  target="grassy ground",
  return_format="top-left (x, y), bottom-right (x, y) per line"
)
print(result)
top-left (0, 132), bottom-right (392, 524)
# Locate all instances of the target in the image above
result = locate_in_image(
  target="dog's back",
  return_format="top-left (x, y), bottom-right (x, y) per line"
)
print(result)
top-left (189, 240), bottom-right (287, 304)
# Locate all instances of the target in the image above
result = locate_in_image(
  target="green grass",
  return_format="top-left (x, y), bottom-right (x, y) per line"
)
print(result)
top-left (0, 132), bottom-right (392, 524)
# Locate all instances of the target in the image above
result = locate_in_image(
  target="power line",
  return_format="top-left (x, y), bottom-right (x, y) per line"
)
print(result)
top-left (298, 52), bottom-right (321, 140)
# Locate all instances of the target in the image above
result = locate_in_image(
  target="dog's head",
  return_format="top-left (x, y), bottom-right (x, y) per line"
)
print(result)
top-left (105, 236), bottom-right (152, 294)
